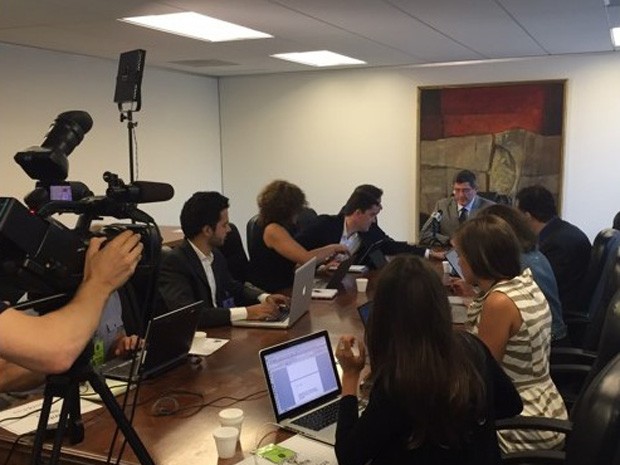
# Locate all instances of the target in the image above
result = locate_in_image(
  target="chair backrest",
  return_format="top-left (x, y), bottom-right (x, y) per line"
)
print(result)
top-left (580, 289), bottom-right (620, 392)
top-left (246, 214), bottom-right (260, 260)
top-left (296, 207), bottom-right (318, 233)
top-left (567, 353), bottom-right (620, 465)
top-left (218, 222), bottom-right (249, 283)
top-left (577, 228), bottom-right (620, 317)
top-left (583, 244), bottom-right (620, 351)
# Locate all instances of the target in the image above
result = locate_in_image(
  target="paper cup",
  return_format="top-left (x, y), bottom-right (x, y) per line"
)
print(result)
top-left (213, 426), bottom-right (238, 459)
top-left (218, 407), bottom-right (244, 433)
top-left (355, 278), bottom-right (369, 293)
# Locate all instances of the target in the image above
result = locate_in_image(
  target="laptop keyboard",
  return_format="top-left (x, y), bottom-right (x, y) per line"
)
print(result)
top-left (265, 306), bottom-right (289, 322)
top-left (292, 402), bottom-right (339, 431)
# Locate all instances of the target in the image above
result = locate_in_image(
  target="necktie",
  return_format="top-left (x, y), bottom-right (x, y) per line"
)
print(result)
top-left (459, 208), bottom-right (468, 223)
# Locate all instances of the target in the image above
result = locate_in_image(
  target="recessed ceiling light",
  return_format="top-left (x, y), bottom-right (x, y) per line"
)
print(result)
top-left (271, 50), bottom-right (366, 67)
top-left (119, 12), bottom-right (272, 42)
top-left (612, 27), bottom-right (620, 47)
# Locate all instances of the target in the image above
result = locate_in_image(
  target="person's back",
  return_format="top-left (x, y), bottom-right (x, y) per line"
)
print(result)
top-left (247, 222), bottom-right (296, 292)
top-left (538, 216), bottom-right (591, 315)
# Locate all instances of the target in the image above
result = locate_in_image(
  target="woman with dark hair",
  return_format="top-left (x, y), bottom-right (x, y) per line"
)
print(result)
top-left (248, 180), bottom-right (347, 292)
top-left (452, 216), bottom-right (568, 453)
top-left (477, 204), bottom-right (568, 344)
top-left (335, 255), bottom-right (522, 465)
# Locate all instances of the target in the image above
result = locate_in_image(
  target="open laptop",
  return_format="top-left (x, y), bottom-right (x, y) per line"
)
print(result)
top-left (312, 256), bottom-right (353, 300)
top-left (99, 300), bottom-right (202, 381)
top-left (259, 330), bottom-right (343, 445)
top-left (232, 257), bottom-right (316, 329)
top-left (445, 248), bottom-right (465, 280)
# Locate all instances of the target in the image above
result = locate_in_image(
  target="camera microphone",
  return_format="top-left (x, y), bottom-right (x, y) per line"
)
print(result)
top-left (131, 181), bottom-right (175, 203)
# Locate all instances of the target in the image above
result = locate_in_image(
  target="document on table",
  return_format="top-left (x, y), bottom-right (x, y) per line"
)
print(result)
top-left (0, 397), bottom-right (102, 435)
top-left (234, 434), bottom-right (337, 465)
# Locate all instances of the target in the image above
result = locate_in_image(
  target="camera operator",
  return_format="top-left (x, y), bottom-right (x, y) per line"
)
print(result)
top-left (0, 231), bottom-right (143, 382)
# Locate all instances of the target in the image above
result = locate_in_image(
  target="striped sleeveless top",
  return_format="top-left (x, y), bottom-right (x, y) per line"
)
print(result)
top-left (467, 268), bottom-right (568, 453)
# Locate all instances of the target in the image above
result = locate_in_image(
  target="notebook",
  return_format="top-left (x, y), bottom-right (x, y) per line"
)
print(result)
top-left (99, 300), bottom-right (202, 381)
top-left (259, 330), bottom-right (342, 445)
top-left (232, 257), bottom-right (316, 329)
top-left (312, 256), bottom-right (353, 300)
top-left (445, 248), bottom-right (465, 280)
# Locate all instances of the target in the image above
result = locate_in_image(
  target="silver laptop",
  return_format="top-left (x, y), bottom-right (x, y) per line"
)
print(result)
top-left (99, 300), bottom-right (202, 381)
top-left (259, 330), bottom-right (342, 445)
top-left (232, 257), bottom-right (316, 329)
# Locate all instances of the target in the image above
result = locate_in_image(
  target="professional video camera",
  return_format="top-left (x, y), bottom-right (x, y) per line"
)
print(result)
top-left (0, 110), bottom-right (174, 299)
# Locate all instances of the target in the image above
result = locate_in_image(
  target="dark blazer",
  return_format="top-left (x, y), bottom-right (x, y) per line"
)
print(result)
top-left (296, 214), bottom-right (426, 267)
top-left (419, 195), bottom-right (495, 246)
top-left (157, 239), bottom-right (263, 328)
top-left (538, 217), bottom-right (592, 316)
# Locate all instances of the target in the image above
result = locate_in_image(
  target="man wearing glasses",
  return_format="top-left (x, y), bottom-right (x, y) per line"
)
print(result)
top-left (419, 170), bottom-right (495, 246)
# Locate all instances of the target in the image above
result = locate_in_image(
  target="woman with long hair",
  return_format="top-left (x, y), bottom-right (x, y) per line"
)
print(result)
top-left (335, 255), bottom-right (521, 465)
top-left (452, 215), bottom-right (568, 453)
top-left (248, 180), bottom-right (347, 292)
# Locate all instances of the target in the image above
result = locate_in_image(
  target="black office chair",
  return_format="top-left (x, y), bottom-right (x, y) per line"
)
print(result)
top-left (613, 211), bottom-right (620, 231)
top-left (564, 229), bottom-right (620, 348)
top-left (218, 222), bottom-right (249, 283)
top-left (246, 214), bottom-right (260, 260)
top-left (551, 288), bottom-right (620, 409)
top-left (500, 353), bottom-right (620, 465)
top-left (295, 207), bottom-right (318, 234)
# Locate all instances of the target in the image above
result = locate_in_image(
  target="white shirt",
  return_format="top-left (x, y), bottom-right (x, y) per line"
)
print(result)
top-left (340, 223), bottom-right (362, 256)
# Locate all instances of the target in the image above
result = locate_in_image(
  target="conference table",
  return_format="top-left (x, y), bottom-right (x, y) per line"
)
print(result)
top-left (0, 274), bottom-right (372, 465)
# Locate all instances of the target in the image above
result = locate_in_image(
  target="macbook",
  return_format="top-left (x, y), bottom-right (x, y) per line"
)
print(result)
top-left (259, 330), bottom-right (342, 445)
top-left (232, 257), bottom-right (316, 329)
top-left (99, 300), bottom-right (202, 381)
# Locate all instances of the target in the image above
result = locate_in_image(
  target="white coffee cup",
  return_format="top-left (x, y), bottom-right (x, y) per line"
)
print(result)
top-left (442, 260), bottom-right (451, 275)
top-left (218, 407), bottom-right (244, 433)
top-left (213, 426), bottom-right (239, 459)
top-left (356, 278), bottom-right (369, 293)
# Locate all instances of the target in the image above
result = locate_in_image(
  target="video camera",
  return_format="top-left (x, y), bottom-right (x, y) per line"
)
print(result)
top-left (0, 110), bottom-right (174, 298)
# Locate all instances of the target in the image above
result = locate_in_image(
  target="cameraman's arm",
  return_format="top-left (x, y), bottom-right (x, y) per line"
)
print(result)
top-left (0, 358), bottom-right (45, 392)
top-left (0, 231), bottom-right (143, 374)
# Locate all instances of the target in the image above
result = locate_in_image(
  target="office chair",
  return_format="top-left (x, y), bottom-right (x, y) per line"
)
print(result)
top-left (551, 288), bottom-right (620, 409)
top-left (563, 229), bottom-right (620, 348)
top-left (499, 353), bottom-right (620, 465)
top-left (218, 222), bottom-right (249, 283)
top-left (296, 207), bottom-right (318, 233)
top-left (246, 214), bottom-right (260, 260)
top-left (613, 211), bottom-right (620, 231)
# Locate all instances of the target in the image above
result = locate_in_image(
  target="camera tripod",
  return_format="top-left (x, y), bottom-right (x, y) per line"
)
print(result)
top-left (30, 348), bottom-right (154, 465)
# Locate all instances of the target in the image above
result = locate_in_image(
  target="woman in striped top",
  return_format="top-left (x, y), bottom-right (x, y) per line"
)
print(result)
top-left (452, 215), bottom-right (568, 453)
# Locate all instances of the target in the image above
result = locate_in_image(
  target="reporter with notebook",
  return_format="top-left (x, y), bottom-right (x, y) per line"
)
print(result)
top-left (157, 191), bottom-right (289, 328)
top-left (0, 231), bottom-right (143, 385)
top-left (334, 256), bottom-right (522, 465)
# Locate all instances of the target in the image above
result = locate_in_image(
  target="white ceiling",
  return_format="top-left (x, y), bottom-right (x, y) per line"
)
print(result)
top-left (1, 0), bottom-right (619, 77)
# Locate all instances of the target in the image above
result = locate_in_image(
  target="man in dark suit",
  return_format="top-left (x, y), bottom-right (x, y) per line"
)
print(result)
top-left (158, 192), bottom-right (288, 329)
top-left (296, 188), bottom-right (431, 267)
top-left (419, 170), bottom-right (495, 246)
top-left (516, 185), bottom-right (592, 316)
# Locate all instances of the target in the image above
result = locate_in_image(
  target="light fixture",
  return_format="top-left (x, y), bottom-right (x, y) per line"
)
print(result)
top-left (271, 50), bottom-right (366, 67)
top-left (611, 27), bottom-right (620, 47)
top-left (119, 12), bottom-right (272, 42)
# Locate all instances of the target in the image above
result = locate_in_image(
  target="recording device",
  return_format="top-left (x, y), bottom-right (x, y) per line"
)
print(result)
top-left (0, 111), bottom-right (173, 297)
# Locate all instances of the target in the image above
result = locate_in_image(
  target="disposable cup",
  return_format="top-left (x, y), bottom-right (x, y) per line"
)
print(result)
top-left (213, 426), bottom-right (238, 459)
top-left (356, 278), bottom-right (369, 293)
top-left (218, 407), bottom-right (244, 433)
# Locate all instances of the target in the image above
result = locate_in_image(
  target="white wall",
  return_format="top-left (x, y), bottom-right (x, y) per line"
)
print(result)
top-left (220, 53), bottom-right (620, 242)
top-left (0, 43), bottom-right (221, 227)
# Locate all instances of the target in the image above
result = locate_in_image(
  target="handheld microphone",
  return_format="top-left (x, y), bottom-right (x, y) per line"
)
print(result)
top-left (431, 209), bottom-right (443, 223)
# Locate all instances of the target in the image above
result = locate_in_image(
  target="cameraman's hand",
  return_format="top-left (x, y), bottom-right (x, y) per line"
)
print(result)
top-left (246, 302), bottom-right (279, 320)
top-left (84, 230), bottom-right (143, 295)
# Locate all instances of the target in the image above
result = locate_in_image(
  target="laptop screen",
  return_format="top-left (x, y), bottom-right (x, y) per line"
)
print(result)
top-left (445, 248), bottom-right (465, 280)
top-left (357, 301), bottom-right (372, 328)
top-left (261, 331), bottom-right (340, 420)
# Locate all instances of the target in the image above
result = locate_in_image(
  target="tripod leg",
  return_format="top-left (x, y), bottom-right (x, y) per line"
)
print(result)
top-left (87, 373), bottom-right (155, 465)
top-left (30, 386), bottom-right (55, 465)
